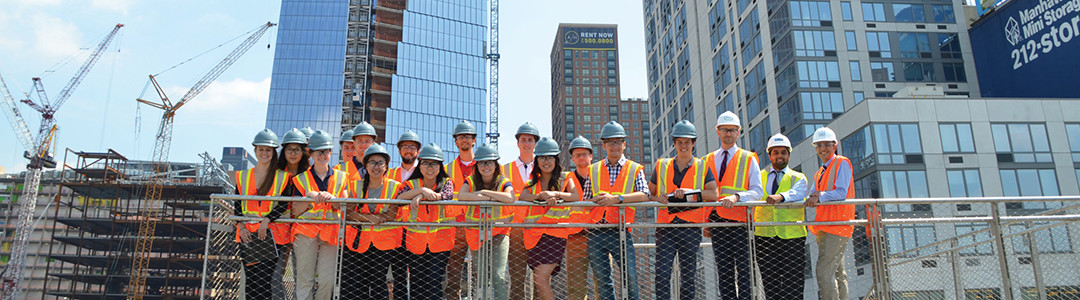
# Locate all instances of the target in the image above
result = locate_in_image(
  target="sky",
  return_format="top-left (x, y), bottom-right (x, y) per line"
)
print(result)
top-left (0, 0), bottom-right (646, 173)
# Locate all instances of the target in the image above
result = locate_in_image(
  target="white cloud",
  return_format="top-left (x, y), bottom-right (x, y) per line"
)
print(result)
top-left (90, 0), bottom-right (135, 15)
top-left (169, 77), bottom-right (270, 125)
top-left (31, 14), bottom-right (82, 58)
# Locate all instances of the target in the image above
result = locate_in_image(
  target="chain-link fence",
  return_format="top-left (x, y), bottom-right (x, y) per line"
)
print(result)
top-left (204, 195), bottom-right (1080, 300)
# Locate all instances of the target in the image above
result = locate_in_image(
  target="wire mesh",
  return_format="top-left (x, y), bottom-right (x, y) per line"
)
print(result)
top-left (205, 196), bottom-right (1080, 300)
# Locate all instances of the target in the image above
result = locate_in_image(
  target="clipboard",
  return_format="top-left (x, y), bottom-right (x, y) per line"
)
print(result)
top-left (666, 190), bottom-right (701, 213)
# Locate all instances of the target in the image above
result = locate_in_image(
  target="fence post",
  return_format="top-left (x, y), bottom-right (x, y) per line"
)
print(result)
top-left (988, 203), bottom-right (1016, 300)
top-left (868, 204), bottom-right (891, 300)
top-left (1025, 221), bottom-right (1047, 300)
top-left (200, 198), bottom-right (215, 300)
top-left (618, 205), bottom-right (628, 300)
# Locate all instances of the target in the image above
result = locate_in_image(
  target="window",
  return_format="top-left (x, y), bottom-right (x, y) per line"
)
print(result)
top-left (863, 3), bottom-right (887, 21)
top-left (866, 32), bottom-right (892, 58)
top-left (940, 123), bottom-right (975, 153)
top-left (841, 2), bottom-right (853, 21)
top-left (1010, 223), bottom-right (1072, 254)
top-left (1000, 169), bottom-right (1060, 210)
top-left (874, 124), bottom-right (923, 164)
top-left (850, 61), bottom-right (862, 81)
top-left (740, 9), bottom-right (761, 46)
top-left (716, 93), bottom-right (735, 117)
top-left (903, 62), bottom-right (935, 82)
top-left (748, 121), bottom-right (772, 156)
top-left (747, 92), bottom-right (767, 120)
top-left (931, 4), bottom-right (955, 23)
top-left (790, 1), bottom-right (833, 26)
top-left (853, 91), bottom-right (865, 104)
top-left (799, 92), bottom-right (844, 120)
top-left (880, 170), bottom-right (930, 212)
top-left (942, 63), bottom-right (966, 82)
top-left (991, 123), bottom-right (1053, 163)
top-left (947, 169), bottom-right (983, 197)
top-left (1067, 124), bottom-right (1080, 162)
top-left (956, 224), bottom-right (994, 256)
top-left (870, 62), bottom-right (896, 81)
top-left (898, 32), bottom-right (931, 58)
top-left (796, 60), bottom-right (840, 88)
top-left (741, 34), bottom-right (763, 68)
top-left (846, 31), bottom-right (858, 50)
top-left (886, 224), bottom-right (936, 257)
top-left (893, 4), bottom-right (926, 22)
top-left (938, 33), bottom-right (962, 58)
top-left (793, 30), bottom-right (837, 56)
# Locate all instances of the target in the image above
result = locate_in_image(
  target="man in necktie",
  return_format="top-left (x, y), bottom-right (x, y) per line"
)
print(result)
top-left (702, 111), bottom-right (763, 300)
top-left (805, 127), bottom-right (855, 300)
top-left (754, 133), bottom-right (809, 299)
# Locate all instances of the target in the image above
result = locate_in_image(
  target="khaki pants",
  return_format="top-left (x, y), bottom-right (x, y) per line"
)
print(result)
top-left (816, 232), bottom-right (850, 300)
top-left (444, 228), bottom-right (469, 300)
top-left (293, 235), bottom-right (339, 300)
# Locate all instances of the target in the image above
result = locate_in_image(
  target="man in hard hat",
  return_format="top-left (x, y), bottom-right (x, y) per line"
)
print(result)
top-left (338, 129), bottom-right (356, 166)
top-left (648, 120), bottom-right (717, 300)
top-left (565, 135), bottom-right (596, 300)
top-left (502, 122), bottom-right (540, 299)
top-left (754, 133), bottom-right (809, 300)
top-left (388, 130), bottom-right (421, 182)
top-left (337, 122), bottom-right (378, 181)
top-left (587, 121), bottom-right (649, 300)
top-left (806, 126), bottom-right (854, 300)
top-left (702, 111), bottom-right (762, 300)
top-left (445, 120), bottom-right (477, 300)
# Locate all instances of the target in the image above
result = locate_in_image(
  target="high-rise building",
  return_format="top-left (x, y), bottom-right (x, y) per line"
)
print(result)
top-left (221, 147), bottom-right (256, 171)
top-left (264, 0), bottom-right (489, 163)
top-left (550, 24), bottom-right (653, 169)
top-left (642, 0), bottom-right (979, 159)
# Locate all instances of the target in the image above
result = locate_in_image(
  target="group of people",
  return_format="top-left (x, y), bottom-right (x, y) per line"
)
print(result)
top-left (233, 110), bottom-right (856, 300)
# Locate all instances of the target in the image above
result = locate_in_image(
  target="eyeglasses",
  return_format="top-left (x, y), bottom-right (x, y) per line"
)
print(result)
top-left (477, 161), bottom-right (498, 167)
top-left (420, 161), bottom-right (442, 168)
top-left (399, 145), bottom-right (419, 151)
top-left (454, 135), bottom-right (476, 141)
top-left (814, 142), bottom-right (836, 148)
top-left (603, 139), bottom-right (624, 145)
top-left (366, 161), bottom-right (387, 167)
top-left (285, 148), bottom-right (303, 154)
top-left (717, 128), bottom-right (739, 134)
top-left (572, 152), bottom-right (592, 159)
top-left (537, 156), bottom-right (557, 162)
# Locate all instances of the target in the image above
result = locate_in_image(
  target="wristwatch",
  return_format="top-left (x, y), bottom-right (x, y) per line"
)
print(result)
top-left (617, 195), bottom-right (625, 204)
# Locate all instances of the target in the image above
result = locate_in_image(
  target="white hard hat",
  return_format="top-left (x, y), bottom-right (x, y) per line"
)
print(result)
top-left (812, 127), bottom-right (838, 144)
top-left (766, 133), bottom-right (792, 150)
top-left (716, 111), bottom-right (741, 128)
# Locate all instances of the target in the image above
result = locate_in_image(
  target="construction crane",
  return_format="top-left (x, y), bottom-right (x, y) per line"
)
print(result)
top-left (128, 22), bottom-right (275, 299)
top-left (486, 0), bottom-right (500, 147)
top-left (0, 23), bottom-right (124, 300)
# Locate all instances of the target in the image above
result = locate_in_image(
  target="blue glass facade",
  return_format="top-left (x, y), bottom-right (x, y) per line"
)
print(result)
top-left (383, 1), bottom-right (488, 165)
top-left (265, 0), bottom-right (349, 142)
top-left (264, 0), bottom-right (487, 165)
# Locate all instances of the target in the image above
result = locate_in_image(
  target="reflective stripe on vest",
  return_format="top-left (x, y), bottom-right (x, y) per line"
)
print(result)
top-left (809, 155), bottom-right (856, 238)
top-left (345, 178), bottom-right (403, 252)
top-left (402, 178), bottom-right (457, 254)
top-left (292, 169), bottom-right (349, 220)
top-left (502, 161), bottom-right (531, 222)
top-left (655, 158), bottom-right (709, 223)
top-left (705, 149), bottom-right (755, 222)
top-left (237, 169), bottom-right (289, 217)
top-left (754, 169), bottom-right (807, 239)
top-left (589, 160), bottom-right (641, 224)
top-left (336, 160), bottom-right (363, 182)
top-left (565, 172), bottom-right (588, 235)
top-left (464, 176), bottom-right (515, 223)
top-left (523, 172), bottom-right (574, 248)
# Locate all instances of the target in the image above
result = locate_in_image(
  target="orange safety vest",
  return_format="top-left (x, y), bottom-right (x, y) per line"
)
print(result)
top-left (809, 155), bottom-right (856, 238)
top-left (588, 159), bottom-right (643, 224)
top-left (523, 173), bottom-right (574, 249)
top-left (291, 168), bottom-right (349, 245)
top-left (344, 178), bottom-right (404, 253)
top-left (401, 178), bottom-right (458, 254)
top-left (445, 158), bottom-right (472, 220)
top-left (234, 168), bottom-right (293, 245)
top-left (565, 172), bottom-right (588, 235)
top-left (463, 176), bottom-right (515, 251)
top-left (387, 164), bottom-right (416, 183)
top-left (501, 161), bottom-right (532, 223)
top-left (335, 159), bottom-right (364, 182)
top-left (703, 149), bottom-right (756, 222)
top-left (654, 158), bottom-right (710, 224)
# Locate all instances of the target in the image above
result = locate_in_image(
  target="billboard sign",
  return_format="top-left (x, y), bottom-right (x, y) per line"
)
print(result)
top-left (970, 0), bottom-right (1080, 97)
top-left (562, 27), bottom-right (616, 50)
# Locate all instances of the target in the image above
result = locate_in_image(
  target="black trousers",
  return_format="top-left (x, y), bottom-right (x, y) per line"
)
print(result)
top-left (408, 250), bottom-right (450, 300)
top-left (709, 213), bottom-right (751, 300)
top-left (242, 243), bottom-right (281, 300)
top-left (756, 235), bottom-right (806, 300)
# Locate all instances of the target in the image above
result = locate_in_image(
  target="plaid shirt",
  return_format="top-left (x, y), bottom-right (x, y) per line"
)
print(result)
top-left (595, 155), bottom-right (650, 197)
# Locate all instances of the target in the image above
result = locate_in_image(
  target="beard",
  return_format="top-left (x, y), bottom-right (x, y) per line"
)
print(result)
top-left (402, 157), bottom-right (416, 164)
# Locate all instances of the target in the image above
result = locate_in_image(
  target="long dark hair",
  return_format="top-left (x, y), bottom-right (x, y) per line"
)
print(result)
top-left (277, 143), bottom-right (310, 175)
top-left (470, 161), bottom-right (503, 191)
top-left (360, 153), bottom-right (390, 198)
top-left (407, 159), bottom-right (449, 190)
top-left (255, 148), bottom-right (280, 195)
top-left (525, 156), bottom-right (562, 192)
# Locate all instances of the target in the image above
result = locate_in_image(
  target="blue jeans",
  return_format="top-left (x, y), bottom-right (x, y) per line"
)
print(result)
top-left (587, 227), bottom-right (639, 300)
top-left (655, 219), bottom-right (700, 300)
top-left (709, 213), bottom-right (751, 300)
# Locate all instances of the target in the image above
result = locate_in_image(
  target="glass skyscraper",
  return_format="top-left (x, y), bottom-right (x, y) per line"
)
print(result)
top-left (265, 0), bottom-right (488, 164)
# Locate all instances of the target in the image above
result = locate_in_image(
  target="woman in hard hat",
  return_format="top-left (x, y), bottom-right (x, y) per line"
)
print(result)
top-left (277, 128), bottom-right (311, 179)
top-left (290, 130), bottom-right (349, 300)
top-left (234, 129), bottom-right (292, 300)
top-left (341, 143), bottom-right (404, 299)
top-left (396, 143), bottom-right (456, 300)
top-left (518, 137), bottom-right (580, 300)
top-left (456, 144), bottom-right (515, 300)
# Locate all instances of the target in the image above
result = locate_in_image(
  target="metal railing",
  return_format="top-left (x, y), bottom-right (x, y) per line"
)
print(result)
top-left (201, 195), bottom-right (1080, 300)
